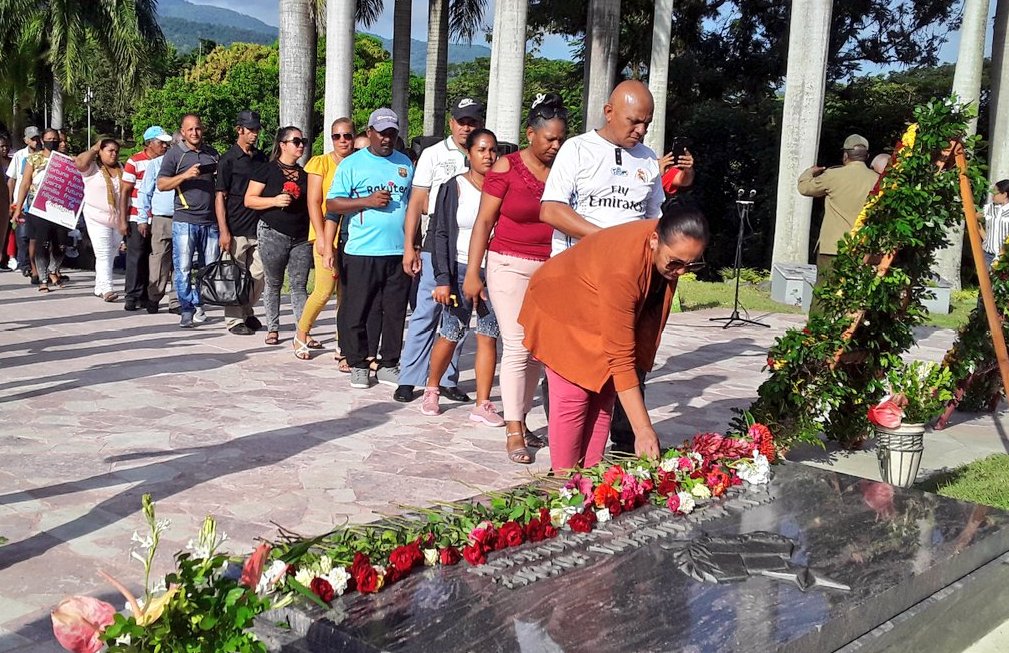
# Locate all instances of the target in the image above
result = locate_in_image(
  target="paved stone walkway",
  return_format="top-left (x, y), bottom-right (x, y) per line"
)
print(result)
top-left (1, 270), bottom-right (1007, 652)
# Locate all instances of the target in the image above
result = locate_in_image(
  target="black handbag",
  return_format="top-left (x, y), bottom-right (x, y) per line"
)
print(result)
top-left (197, 252), bottom-right (252, 307)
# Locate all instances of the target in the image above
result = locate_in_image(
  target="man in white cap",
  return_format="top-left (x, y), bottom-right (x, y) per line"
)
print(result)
top-left (798, 133), bottom-right (879, 313)
top-left (6, 126), bottom-right (42, 276)
top-left (119, 125), bottom-right (173, 311)
top-left (394, 97), bottom-right (485, 404)
top-left (325, 108), bottom-right (415, 389)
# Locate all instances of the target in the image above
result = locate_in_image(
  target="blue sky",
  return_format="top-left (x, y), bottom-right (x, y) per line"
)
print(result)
top-left (195, 0), bottom-right (993, 69)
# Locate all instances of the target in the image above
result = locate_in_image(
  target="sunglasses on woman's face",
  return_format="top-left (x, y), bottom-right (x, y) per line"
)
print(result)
top-left (284, 137), bottom-right (309, 147)
top-left (331, 133), bottom-right (354, 141)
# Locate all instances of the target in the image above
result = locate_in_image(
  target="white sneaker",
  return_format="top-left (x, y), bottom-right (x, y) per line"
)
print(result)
top-left (193, 307), bottom-right (207, 323)
top-left (6, 258), bottom-right (16, 270)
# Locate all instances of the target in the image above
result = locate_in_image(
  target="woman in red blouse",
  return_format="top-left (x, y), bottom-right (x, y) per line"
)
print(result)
top-left (463, 93), bottom-right (568, 464)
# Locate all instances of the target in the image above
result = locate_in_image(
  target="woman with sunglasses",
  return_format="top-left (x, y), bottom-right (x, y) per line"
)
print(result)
top-left (295, 118), bottom-right (356, 360)
top-left (463, 93), bottom-right (568, 464)
top-left (520, 202), bottom-right (709, 472)
top-left (244, 126), bottom-right (312, 347)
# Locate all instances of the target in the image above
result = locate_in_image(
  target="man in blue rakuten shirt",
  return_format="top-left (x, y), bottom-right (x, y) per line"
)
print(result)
top-left (324, 108), bottom-right (414, 389)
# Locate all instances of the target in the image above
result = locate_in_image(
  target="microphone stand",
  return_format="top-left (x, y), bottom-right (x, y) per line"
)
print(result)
top-left (709, 190), bottom-right (770, 329)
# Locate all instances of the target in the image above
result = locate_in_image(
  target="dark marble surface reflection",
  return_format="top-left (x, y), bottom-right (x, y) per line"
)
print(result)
top-left (293, 465), bottom-right (1009, 653)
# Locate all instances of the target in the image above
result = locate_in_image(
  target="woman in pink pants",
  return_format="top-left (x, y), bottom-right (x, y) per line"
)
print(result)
top-left (463, 93), bottom-right (569, 465)
top-left (519, 204), bottom-right (708, 472)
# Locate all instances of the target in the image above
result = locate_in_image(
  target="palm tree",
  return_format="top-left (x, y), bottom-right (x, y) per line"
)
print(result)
top-left (0, 0), bottom-right (163, 133)
top-left (486, 0), bottom-right (528, 144)
top-left (423, 0), bottom-right (487, 135)
top-left (280, 0), bottom-right (317, 163)
top-left (644, 0), bottom-right (673, 154)
top-left (391, 0), bottom-right (411, 138)
top-left (583, 0), bottom-right (621, 131)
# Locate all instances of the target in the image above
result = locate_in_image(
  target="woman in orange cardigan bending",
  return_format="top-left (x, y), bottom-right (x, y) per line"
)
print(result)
top-left (519, 203), bottom-right (708, 471)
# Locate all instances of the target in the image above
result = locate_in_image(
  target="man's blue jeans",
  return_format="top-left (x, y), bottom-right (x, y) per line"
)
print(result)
top-left (398, 252), bottom-right (463, 387)
top-left (172, 221), bottom-right (219, 313)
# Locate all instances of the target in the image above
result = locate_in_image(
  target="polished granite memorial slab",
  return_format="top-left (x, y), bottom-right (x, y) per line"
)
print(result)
top-left (261, 464), bottom-right (1009, 653)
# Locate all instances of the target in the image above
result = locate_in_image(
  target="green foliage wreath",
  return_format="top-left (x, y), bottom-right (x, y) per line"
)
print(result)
top-left (747, 97), bottom-right (987, 450)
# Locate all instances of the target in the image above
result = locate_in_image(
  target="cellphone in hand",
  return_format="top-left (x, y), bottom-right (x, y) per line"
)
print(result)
top-left (672, 138), bottom-right (689, 159)
top-left (476, 298), bottom-right (490, 318)
top-left (197, 162), bottom-right (218, 175)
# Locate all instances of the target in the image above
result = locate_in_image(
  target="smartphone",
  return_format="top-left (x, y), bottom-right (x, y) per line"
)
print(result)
top-left (671, 137), bottom-right (688, 159)
top-left (197, 162), bottom-right (218, 175)
top-left (476, 299), bottom-right (489, 318)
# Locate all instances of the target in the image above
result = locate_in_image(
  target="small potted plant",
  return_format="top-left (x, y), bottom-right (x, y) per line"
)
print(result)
top-left (867, 360), bottom-right (953, 487)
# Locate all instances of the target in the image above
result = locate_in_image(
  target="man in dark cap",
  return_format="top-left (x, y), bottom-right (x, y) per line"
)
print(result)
top-left (215, 110), bottom-right (268, 335)
top-left (798, 133), bottom-right (879, 313)
top-left (394, 97), bottom-right (485, 404)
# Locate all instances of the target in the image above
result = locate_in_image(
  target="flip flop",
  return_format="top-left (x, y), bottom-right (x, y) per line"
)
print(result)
top-left (293, 337), bottom-right (311, 360)
top-left (265, 331), bottom-right (280, 346)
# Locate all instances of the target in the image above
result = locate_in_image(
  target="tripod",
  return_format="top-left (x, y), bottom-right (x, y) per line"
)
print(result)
top-left (709, 190), bottom-right (770, 329)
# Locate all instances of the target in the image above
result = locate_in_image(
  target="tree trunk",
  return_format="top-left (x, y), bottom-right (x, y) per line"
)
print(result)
top-left (324, 0), bottom-right (356, 153)
top-left (51, 78), bottom-right (63, 130)
top-left (991, 0), bottom-right (1009, 184)
top-left (582, 0), bottom-right (621, 132)
top-left (279, 0), bottom-right (317, 163)
top-left (392, 0), bottom-right (412, 142)
top-left (423, 0), bottom-right (449, 135)
top-left (486, 0), bottom-right (527, 144)
top-left (645, 0), bottom-right (673, 154)
top-left (770, 0), bottom-right (832, 267)
top-left (938, 0), bottom-right (990, 290)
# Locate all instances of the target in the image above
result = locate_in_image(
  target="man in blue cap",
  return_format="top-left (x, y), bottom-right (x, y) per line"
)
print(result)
top-left (119, 125), bottom-right (173, 311)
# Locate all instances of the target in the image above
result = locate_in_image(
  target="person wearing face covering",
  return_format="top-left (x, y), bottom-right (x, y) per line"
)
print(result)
top-left (11, 128), bottom-right (68, 293)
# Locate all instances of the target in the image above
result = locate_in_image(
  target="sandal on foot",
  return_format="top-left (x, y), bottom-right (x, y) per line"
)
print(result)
top-left (305, 337), bottom-right (323, 349)
top-left (37, 284), bottom-right (50, 293)
top-left (524, 431), bottom-right (548, 449)
top-left (49, 274), bottom-right (65, 288)
top-left (506, 432), bottom-right (533, 465)
top-left (367, 358), bottom-right (380, 372)
top-left (293, 337), bottom-right (311, 360)
top-left (337, 357), bottom-right (351, 373)
top-left (102, 291), bottom-right (119, 302)
top-left (264, 331), bottom-right (280, 345)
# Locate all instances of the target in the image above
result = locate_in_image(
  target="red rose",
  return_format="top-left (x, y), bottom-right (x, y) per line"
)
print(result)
top-left (439, 546), bottom-right (462, 566)
top-left (525, 518), bottom-right (546, 543)
top-left (499, 521), bottom-right (525, 547)
top-left (593, 483), bottom-right (619, 508)
top-left (867, 399), bottom-right (903, 429)
top-left (706, 469), bottom-right (730, 497)
top-left (667, 493), bottom-right (681, 512)
top-left (544, 524), bottom-right (558, 539)
top-left (607, 497), bottom-right (623, 517)
top-left (657, 475), bottom-right (679, 497)
top-left (350, 552), bottom-right (371, 578)
top-left (641, 478), bottom-right (655, 493)
top-left (470, 524), bottom-right (498, 550)
top-left (389, 544), bottom-right (421, 574)
top-left (602, 464), bottom-right (624, 486)
top-left (355, 565), bottom-right (381, 593)
top-left (282, 181), bottom-right (301, 199)
top-left (310, 577), bottom-right (335, 602)
top-left (538, 507), bottom-right (551, 523)
top-left (568, 510), bottom-right (596, 534)
top-left (462, 544), bottom-right (486, 566)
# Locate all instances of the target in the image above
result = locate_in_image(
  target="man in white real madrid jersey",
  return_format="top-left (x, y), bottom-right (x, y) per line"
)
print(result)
top-left (540, 79), bottom-right (687, 456)
top-left (540, 79), bottom-right (665, 256)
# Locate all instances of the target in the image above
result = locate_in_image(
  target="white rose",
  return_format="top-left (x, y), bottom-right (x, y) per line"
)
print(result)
top-left (691, 484), bottom-right (711, 499)
top-left (294, 568), bottom-right (315, 587)
top-left (659, 458), bottom-right (677, 473)
top-left (595, 508), bottom-right (611, 523)
top-left (676, 492), bottom-right (696, 514)
top-left (325, 567), bottom-right (351, 596)
top-left (550, 507), bottom-right (569, 528)
top-left (423, 548), bottom-right (439, 567)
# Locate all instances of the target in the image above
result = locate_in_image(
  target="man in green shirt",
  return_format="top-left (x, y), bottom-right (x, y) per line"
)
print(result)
top-left (798, 134), bottom-right (879, 314)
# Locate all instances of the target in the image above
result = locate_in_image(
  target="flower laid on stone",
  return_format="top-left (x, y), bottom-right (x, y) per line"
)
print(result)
top-left (263, 424), bottom-right (776, 606)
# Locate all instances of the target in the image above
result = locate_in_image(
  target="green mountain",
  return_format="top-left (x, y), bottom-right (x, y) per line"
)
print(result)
top-left (155, 0), bottom-right (494, 71)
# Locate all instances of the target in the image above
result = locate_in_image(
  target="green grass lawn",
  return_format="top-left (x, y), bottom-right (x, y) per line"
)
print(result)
top-left (917, 454), bottom-right (1009, 510)
top-left (674, 277), bottom-right (977, 331)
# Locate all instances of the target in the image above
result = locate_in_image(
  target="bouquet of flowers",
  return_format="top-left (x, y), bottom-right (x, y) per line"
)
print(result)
top-left (867, 360), bottom-right (953, 428)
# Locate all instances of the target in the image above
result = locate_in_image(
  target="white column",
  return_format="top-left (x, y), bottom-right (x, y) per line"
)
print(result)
top-left (51, 78), bottom-right (63, 131)
top-left (936, 0), bottom-right (990, 290)
top-left (989, 0), bottom-right (1009, 184)
top-left (582, 0), bottom-right (621, 132)
top-left (645, 0), bottom-right (674, 154)
top-left (423, 0), bottom-right (450, 135)
top-left (324, 0), bottom-right (355, 153)
top-left (486, 0), bottom-right (528, 145)
top-left (770, 0), bottom-right (832, 266)
top-left (279, 0), bottom-right (316, 164)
